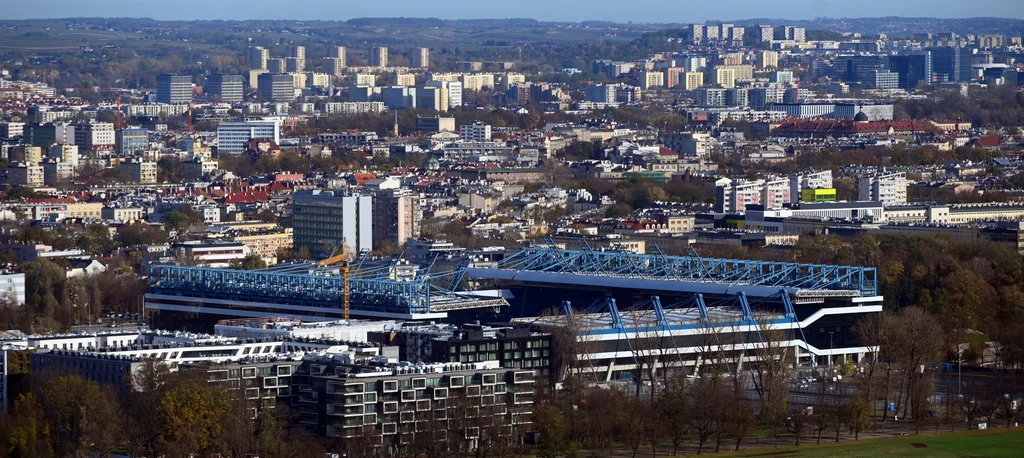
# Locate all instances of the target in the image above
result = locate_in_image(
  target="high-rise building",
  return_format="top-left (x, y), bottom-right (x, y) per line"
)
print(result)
top-left (47, 143), bottom-right (79, 170)
top-left (639, 71), bottom-right (664, 90)
top-left (417, 87), bottom-right (449, 111)
top-left (257, 73), bottom-right (295, 102)
top-left (216, 119), bottom-right (280, 155)
top-left (331, 46), bottom-right (347, 65)
top-left (395, 73), bottom-right (416, 87)
top-left (756, 51), bottom-right (779, 69)
top-left (664, 68), bottom-right (685, 89)
top-left (844, 55), bottom-right (890, 84)
top-left (425, 80), bottom-right (462, 109)
top-left (206, 74), bottom-right (245, 102)
top-left (410, 47), bottom-right (429, 69)
top-left (324, 58), bottom-right (345, 77)
top-left (695, 88), bottom-right (727, 107)
top-left (266, 58), bottom-right (286, 74)
top-left (382, 86), bottom-right (416, 109)
top-left (0, 122), bottom-right (24, 140)
top-left (889, 51), bottom-right (933, 89)
top-left (156, 74), bottom-right (192, 104)
top-left (245, 46), bottom-right (269, 70)
top-left (585, 84), bottom-right (618, 103)
top-left (284, 58), bottom-right (305, 73)
top-left (370, 47), bottom-right (388, 67)
top-left (757, 25), bottom-right (774, 43)
top-left (287, 45), bottom-right (305, 60)
top-left (858, 172), bottom-right (906, 206)
top-left (116, 128), bottom-right (150, 155)
top-left (292, 190), bottom-right (373, 258)
top-left (683, 72), bottom-right (704, 91)
top-left (372, 189), bottom-right (421, 247)
top-left (72, 122), bottom-right (115, 152)
top-left (929, 46), bottom-right (973, 82)
top-left (710, 67), bottom-right (737, 88)
top-left (690, 24), bottom-right (705, 43)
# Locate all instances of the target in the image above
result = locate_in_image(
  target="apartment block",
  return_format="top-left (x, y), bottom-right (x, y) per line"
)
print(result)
top-left (292, 190), bottom-right (373, 257)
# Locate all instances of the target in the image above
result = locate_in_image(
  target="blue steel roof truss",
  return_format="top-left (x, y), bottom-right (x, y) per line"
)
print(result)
top-left (487, 248), bottom-right (876, 295)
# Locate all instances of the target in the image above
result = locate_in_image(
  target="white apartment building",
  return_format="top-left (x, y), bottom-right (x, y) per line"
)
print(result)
top-left (459, 122), bottom-right (492, 142)
top-left (858, 172), bottom-right (908, 206)
top-left (216, 119), bottom-right (281, 155)
top-left (789, 170), bottom-right (834, 203)
top-left (322, 102), bottom-right (386, 115)
top-left (171, 241), bottom-right (253, 268)
top-left (715, 179), bottom-right (764, 213)
top-left (425, 80), bottom-right (463, 108)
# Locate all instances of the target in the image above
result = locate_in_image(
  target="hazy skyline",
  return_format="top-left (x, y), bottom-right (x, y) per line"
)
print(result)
top-left (3, 0), bottom-right (1024, 23)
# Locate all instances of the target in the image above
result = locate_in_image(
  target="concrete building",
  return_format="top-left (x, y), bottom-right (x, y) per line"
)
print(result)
top-left (47, 143), bottom-right (79, 170)
top-left (695, 88), bottom-right (727, 107)
top-left (206, 74), bottom-right (245, 102)
top-left (858, 172), bottom-right (907, 206)
top-left (459, 122), bottom-right (492, 142)
top-left (0, 122), bottom-right (24, 140)
top-left (257, 73), bottom-right (295, 102)
top-left (639, 71), bottom-right (664, 90)
top-left (292, 190), bottom-right (373, 258)
top-left (410, 47), bottom-right (429, 69)
top-left (120, 158), bottom-right (158, 184)
top-left (156, 74), bottom-right (192, 104)
top-left (395, 73), bottom-right (416, 87)
top-left (425, 80), bottom-right (463, 109)
top-left (25, 122), bottom-right (74, 148)
top-left (245, 46), bottom-right (269, 70)
top-left (216, 119), bottom-right (281, 155)
top-left (7, 163), bottom-right (44, 187)
top-left (416, 117), bottom-right (456, 133)
top-left (756, 51), bottom-right (779, 68)
top-left (382, 86), bottom-right (416, 109)
top-left (116, 128), bottom-right (150, 155)
top-left (41, 160), bottom-right (74, 186)
top-left (370, 46), bottom-right (388, 67)
top-left (372, 189), bottom-right (422, 247)
top-left (297, 358), bottom-right (534, 453)
top-left (266, 58), bottom-right (286, 74)
top-left (72, 122), bottom-right (115, 152)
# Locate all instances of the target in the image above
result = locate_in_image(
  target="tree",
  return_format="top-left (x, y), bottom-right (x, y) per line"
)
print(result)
top-left (230, 254), bottom-right (267, 270)
top-left (39, 375), bottom-right (119, 457)
top-left (160, 382), bottom-right (230, 456)
top-left (533, 404), bottom-right (567, 458)
top-left (1, 393), bottom-right (54, 458)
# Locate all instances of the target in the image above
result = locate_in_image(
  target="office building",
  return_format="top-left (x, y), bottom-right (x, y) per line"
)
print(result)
top-left (206, 74), bottom-right (245, 102)
top-left (844, 55), bottom-right (890, 84)
top-left (245, 46), bottom-right (269, 70)
top-left (930, 46), bottom-right (973, 82)
top-left (257, 73), bottom-right (295, 102)
top-left (858, 172), bottom-right (907, 206)
top-left (410, 47), bottom-right (429, 69)
top-left (116, 128), bottom-right (150, 155)
top-left (370, 47), bottom-right (388, 67)
top-left (416, 116), bottom-right (456, 133)
top-left (372, 189), bottom-right (421, 246)
top-left (216, 119), bottom-right (281, 155)
top-left (868, 70), bottom-right (900, 89)
top-left (292, 190), bottom-right (373, 257)
top-left (459, 122), bottom-right (492, 142)
top-left (120, 158), bottom-right (158, 184)
top-left (156, 74), bottom-right (192, 104)
top-left (348, 86), bottom-right (374, 102)
top-left (889, 52), bottom-right (933, 89)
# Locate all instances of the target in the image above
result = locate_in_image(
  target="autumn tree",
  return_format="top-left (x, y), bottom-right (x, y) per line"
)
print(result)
top-left (159, 381), bottom-right (230, 457)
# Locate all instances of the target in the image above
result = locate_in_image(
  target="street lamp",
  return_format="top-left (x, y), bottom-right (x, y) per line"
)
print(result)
top-left (828, 331), bottom-right (835, 370)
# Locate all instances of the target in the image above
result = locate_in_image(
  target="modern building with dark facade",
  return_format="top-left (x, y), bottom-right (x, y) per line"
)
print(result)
top-left (368, 324), bottom-right (553, 380)
top-left (889, 51), bottom-right (933, 89)
top-left (929, 47), bottom-right (973, 83)
top-left (291, 358), bottom-right (534, 454)
top-left (257, 73), bottom-right (295, 102)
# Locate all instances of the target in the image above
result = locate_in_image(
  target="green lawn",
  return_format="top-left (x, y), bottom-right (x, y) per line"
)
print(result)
top-left (680, 428), bottom-right (1024, 457)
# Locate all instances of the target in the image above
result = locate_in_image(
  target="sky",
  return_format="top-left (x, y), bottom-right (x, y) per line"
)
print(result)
top-left (3, 0), bottom-right (1023, 22)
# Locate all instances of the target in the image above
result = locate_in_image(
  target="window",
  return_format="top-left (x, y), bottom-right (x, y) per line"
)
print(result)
top-left (241, 367), bottom-right (257, 378)
top-left (412, 378), bottom-right (426, 389)
top-left (382, 380), bottom-right (398, 392)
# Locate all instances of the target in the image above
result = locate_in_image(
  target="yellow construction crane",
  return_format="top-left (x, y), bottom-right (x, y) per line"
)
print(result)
top-left (318, 239), bottom-right (355, 323)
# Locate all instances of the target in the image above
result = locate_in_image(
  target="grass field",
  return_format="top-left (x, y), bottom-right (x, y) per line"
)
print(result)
top-left (680, 428), bottom-right (1024, 457)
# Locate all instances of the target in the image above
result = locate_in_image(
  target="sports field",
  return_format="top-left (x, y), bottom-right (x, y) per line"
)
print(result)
top-left (681, 428), bottom-right (1024, 457)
